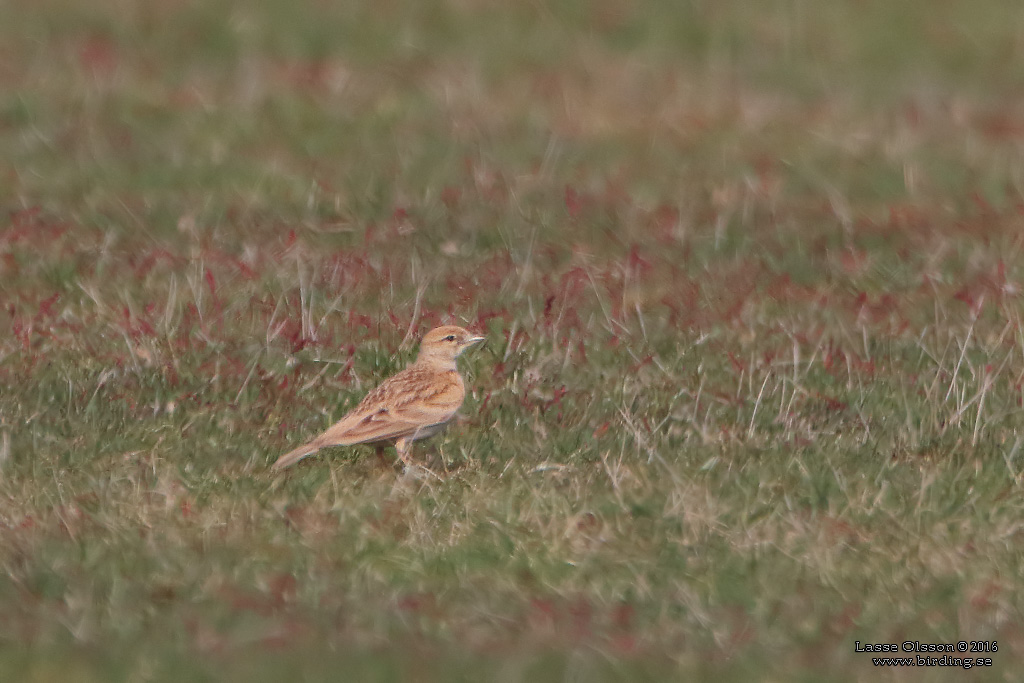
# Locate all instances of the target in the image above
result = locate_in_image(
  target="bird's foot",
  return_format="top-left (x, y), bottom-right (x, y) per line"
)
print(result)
top-left (399, 462), bottom-right (444, 482)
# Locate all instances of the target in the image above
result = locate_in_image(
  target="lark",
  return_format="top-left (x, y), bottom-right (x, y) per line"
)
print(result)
top-left (272, 325), bottom-right (485, 471)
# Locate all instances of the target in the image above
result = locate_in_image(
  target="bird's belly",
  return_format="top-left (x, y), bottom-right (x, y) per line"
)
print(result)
top-left (407, 421), bottom-right (449, 441)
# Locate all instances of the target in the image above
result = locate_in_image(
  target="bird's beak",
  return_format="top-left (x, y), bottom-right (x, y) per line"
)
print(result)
top-left (464, 336), bottom-right (486, 347)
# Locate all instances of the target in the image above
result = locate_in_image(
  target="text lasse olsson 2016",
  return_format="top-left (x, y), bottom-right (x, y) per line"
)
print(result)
top-left (855, 640), bottom-right (996, 653)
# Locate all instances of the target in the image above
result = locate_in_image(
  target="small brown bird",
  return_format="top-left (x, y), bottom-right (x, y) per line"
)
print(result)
top-left (272, 325), bottom-right (485, 471)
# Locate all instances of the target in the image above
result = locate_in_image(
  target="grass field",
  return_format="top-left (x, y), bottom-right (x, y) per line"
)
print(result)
top-left (2, 0), bottom-right (1024, 680)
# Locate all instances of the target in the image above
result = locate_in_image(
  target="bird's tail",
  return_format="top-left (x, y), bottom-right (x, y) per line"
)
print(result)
top-left (272, 438), bottom-right (323, 471)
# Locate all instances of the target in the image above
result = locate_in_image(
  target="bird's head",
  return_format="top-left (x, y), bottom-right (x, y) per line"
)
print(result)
top-left (417, 325), bottom-right (485, 366)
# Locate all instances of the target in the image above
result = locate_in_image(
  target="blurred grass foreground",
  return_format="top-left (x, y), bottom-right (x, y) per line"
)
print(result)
top-left (3, 1), bottom-right (1024, 681)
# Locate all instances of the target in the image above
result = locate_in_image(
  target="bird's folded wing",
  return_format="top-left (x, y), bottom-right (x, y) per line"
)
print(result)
top-left (316, 408), bottom-right (414, 445)
top-left (317, 377), bottom-right (463, 447)
top-left (390, 398), bottom-right (460, 430)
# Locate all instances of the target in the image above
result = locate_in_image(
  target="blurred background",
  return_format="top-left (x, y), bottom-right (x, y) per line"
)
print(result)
top-left (2, 1), bottom-right (1024, 681)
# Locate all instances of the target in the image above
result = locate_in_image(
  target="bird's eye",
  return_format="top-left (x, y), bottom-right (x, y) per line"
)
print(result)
top-left (445, 335), bottom-right (456, 342)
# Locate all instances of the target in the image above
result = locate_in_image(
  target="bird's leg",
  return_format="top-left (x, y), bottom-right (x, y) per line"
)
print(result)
top-left (374, 445), bottom-right (390, 468)
top-left (394, 438), bottom-right (444, 482)
top-left (395, 437), bottom-right (413, 467)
